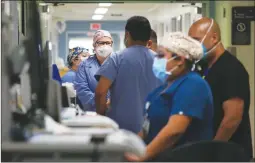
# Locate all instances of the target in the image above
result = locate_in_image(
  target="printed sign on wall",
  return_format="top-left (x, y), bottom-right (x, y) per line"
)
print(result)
top-left (231, 6), bottom-right (255, 45)
top-left (90, 23), bottom-right (101, 30)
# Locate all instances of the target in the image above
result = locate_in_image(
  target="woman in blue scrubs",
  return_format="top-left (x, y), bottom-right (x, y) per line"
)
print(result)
top-left (74, 30), bottom-right (113, 111)
top-left (61, 47), bottom-right (88, 83)
top-left (126, 32), bottom-right (214, 161)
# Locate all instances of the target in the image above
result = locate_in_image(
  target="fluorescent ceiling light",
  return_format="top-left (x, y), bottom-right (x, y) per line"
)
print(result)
top-left (94, 8), bottom-right (108, 14)
top-left (92, 15), bottom-right (104, 20)
top-left (98, 3), bottom-right (112, 7)
top-left (39, 3), bottom-right (47, 6)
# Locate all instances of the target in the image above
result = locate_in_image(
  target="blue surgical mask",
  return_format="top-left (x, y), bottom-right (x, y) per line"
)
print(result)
top-left (152, 57), bottom-right (178, 82)
top-left (200, 19), bottom-right (221, 59)
top-left (202, 44), bottom-right (207, 57)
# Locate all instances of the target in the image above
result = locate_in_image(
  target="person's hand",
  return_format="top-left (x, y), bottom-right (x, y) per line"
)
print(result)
top-left (106, 99), bottom-right (111, 109)
top-left (124, 153), bottom-right (145, 162)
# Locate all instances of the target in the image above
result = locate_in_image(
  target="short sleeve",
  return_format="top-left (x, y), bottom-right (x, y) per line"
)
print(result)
top-left (170, 78), bottom-right (210, 120)
top-left (95, 54), bottom-right (119, 82)
top-left (221, 65), bottom-right (249, 102)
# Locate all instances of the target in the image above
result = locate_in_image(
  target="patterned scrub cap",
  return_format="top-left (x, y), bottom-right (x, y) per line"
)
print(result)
top-left (93, 30), bottom-right (112, 46)
top-left (160, 32), bottom-right (203, 62)
top-left (67, 47), bottom-right (83, 66)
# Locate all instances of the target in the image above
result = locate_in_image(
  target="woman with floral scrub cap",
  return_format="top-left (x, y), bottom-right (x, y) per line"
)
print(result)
top-left (126, 32), bottom-right (214, 162)
top-left (74, 30), bottom-right (112, 111)
top-left (61, 47), bottom-right (85, 83)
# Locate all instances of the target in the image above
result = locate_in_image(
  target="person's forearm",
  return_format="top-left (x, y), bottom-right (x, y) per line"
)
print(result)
top-left (143, 126), bottom-right (182, 161)
top-left (214, 116), bottom-right (241, 141)
top-left (95, 92), bottom-right (107, 115)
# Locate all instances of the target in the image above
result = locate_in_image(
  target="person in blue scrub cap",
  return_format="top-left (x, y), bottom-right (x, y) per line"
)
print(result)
top-left (126, 32), bottom-right (214, 162)
top-left (61, 47), bottom-right (85, 83)
top-left (95, 16), bottom-right (161, 133)
top-left (74, 30), bottom-right (113, 111)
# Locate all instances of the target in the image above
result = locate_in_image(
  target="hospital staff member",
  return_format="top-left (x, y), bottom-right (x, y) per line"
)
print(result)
top-left (95, 16), bottom-right (160, 133)
top-left (147, 29), bottom-right (158, 52)
top-left (126, 32), bottom-right (214, 162)
top-left (61, 47), bottom-right (86, 83)
top-left (74, 30), bottom-right (113, 111)
top-left (189, 17), bottom-right (253, 158)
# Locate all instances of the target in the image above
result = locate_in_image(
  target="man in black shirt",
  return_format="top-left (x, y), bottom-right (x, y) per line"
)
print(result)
top-left (189, 17), bottom-right (253, 158)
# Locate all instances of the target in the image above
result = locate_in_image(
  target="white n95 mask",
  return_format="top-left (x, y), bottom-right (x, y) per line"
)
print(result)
top-left (96, 45), bottom-right (113, 58)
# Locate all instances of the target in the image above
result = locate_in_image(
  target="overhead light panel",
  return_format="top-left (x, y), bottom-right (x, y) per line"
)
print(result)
top-left (94, 8), bottom-right (108, 14)
top-left (39, 3), bottom-right (47, 6)
top-left (98, 3), bottom-right (112, 7)
top-left (92, 15), bottom-right (104, 20)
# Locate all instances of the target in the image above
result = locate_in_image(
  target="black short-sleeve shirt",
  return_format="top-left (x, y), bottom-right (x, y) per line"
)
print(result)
top-left (195, 50), bottom-right (253, 158)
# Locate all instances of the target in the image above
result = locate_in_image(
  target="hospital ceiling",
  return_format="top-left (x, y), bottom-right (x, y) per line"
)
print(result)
top-left (50, 3), bottom-right (164, 21)
top-left (48, 1), bottom-right (201, 21)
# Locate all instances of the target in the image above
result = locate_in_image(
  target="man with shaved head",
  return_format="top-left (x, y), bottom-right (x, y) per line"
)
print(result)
top-left (189, 17), bottom-right (253, 158)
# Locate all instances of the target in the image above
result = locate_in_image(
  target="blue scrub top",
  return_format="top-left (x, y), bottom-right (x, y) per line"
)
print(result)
top-left (144, 72), bottom-right (214, 147)
top-left (95, 45), bottom-right (162, 133)
top-left (74, 55), bottom-right (110, 111)
top-left (52, 64), bottom-right (62, 85)
top-left (61, 69), bottom-right (76, 83)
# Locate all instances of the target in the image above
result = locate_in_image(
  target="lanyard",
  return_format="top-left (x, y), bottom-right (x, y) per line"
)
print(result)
top-left (144, 102), bottom-right (150, 119)
top-left (202, 68), bottom-right (209, 79)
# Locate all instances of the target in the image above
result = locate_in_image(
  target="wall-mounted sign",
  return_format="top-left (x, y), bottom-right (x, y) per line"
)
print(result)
top-left (231, 6), bottom-right (254, 45)
top-left (231, 21), bottom-right (251, 45)
top-left (232, 6), bottom-right (255, 21)
top-left (236, 22), bottom-right (246, 32)
top-left (90, 23), bottom-right (101, 30)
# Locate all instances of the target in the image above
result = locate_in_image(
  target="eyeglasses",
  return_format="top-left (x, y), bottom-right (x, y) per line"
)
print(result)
top-left (171, 53), bottom-right (178, 58)
top-left (155, 53), bottom-right (165, 58)
top-left (96, 41), bottom-right (113, 46)
top-left (155, 52), bottom-right (179, 59)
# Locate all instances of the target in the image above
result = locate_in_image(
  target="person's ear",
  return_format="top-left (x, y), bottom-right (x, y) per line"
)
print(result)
top-left (211, 32), bottom-right (218, 44)
top-left (124, 31), bottom-right (128, 38)
top-left (147, 40), bottom-right (153, 48)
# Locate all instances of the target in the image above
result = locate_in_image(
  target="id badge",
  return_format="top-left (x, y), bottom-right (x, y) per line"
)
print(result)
top-left (142, 117), bottom-right (150, 136)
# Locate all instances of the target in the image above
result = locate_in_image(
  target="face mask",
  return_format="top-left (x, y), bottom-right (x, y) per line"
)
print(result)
top-left (152, 56), bottom-right (178, 82)
top-left (96, 45), bottom-right (113, 58)
top-left (201, 19), bottom-right (221, 57)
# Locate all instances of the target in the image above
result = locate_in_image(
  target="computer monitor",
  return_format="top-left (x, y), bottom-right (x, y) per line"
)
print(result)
top-left (61, 86), bottom-right (71, 108)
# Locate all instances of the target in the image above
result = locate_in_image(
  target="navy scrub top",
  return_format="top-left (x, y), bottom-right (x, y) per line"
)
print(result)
top-left (144, 72), bottom-right (214, 148)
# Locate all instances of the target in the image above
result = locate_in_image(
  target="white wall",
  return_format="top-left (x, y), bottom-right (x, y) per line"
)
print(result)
top-left (69, 38), bottom-right (94, 54)
top-left (147, 3), bottom-right (202, 44)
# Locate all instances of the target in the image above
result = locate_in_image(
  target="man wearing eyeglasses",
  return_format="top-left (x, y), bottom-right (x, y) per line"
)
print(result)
top-left (74, 30), bottom-right (113, 111)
